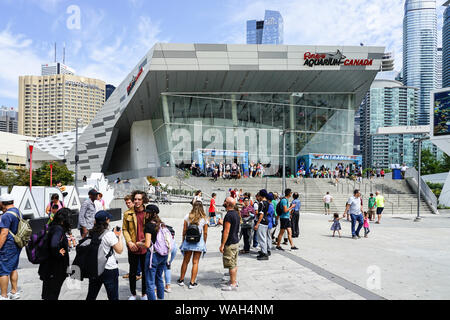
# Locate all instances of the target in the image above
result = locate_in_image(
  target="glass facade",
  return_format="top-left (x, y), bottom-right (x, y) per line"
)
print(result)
top-left (403, 0), bottom-right (437, 125)
top-left (360, 81), bottom-right (419, 168)
top-left (246, 10), bottom-right (283, 44)
top-left (443, 5), bottom-right (450, 88)
top-left (150, 93), bottom-right (355, 175)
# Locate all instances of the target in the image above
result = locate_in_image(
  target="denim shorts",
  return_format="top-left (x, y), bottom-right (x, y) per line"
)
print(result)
top-left (0, 241), bottom-right (21, 276)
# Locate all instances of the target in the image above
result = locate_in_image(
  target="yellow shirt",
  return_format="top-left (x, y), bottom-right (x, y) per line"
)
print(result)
top-left (376, 195), bottom-right (385, 208)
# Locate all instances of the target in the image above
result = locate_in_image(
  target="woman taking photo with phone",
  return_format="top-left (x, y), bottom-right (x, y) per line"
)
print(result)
top-left (86, 211), bottom-right (123, 300)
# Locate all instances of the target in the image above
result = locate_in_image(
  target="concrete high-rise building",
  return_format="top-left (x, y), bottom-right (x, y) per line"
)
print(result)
top-left (403, 0), bottom-right (437, 125)
top-left (443, 1), bottom-right (450, 87)
top-left (0, 106), bottom-right (18, 134)
top-left (247, 10), bottom-right (283, 44)
top-left (18, 74), bottom-right (106, 138)
top-left (360, 80), bottom-right (419, 169)
top-left (437, 47), bottom-right (443, 88)
top-left (41, 62), bottom-right (75, 76)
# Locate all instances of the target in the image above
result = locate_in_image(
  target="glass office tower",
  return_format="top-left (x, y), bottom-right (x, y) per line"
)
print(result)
top-left (247, 10), bottom-right (283, 44)
top-left (403, 0), bottom-right (437, 125)
top-left (360, 80), bottom-right (419, 168)
top-left (443, 2), bottom-right (450, 88)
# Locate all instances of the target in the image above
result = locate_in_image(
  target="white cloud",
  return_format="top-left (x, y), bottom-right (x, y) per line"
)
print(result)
top-left (73, 15), bottom-right (168, 86)
top-left (0, 27), bottom-right (44, 99)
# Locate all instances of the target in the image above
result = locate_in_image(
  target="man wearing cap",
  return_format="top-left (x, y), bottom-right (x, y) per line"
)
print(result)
top-left (0, 194), bottom-right (23, 300)
top-left (78, 189), bottom-right (98, 239)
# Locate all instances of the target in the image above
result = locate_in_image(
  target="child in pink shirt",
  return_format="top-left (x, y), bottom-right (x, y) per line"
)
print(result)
top-left (364, 212), bottom-right (370, 238)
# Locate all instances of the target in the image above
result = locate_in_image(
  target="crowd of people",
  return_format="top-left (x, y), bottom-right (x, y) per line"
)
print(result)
top-left (190, 160), bottom-right (266, 180)
top-left (0, 181), bottom-right (386, 300)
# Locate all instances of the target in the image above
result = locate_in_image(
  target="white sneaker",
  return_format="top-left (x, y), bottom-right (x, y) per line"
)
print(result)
top-left (164, 287), bottom-right (172, 293)
top-left (141, 295), bottom-right (148, 300)
top-left (7, 292), bottom-right (20, 300)
top-left (221, 284), bottom-right (238, 291)
top-left (0, 295), bottom-right (9, 300)
top-left (128, 295), bottom-right (137, 300)
top-left (188, 282), bottom-right (199, 289)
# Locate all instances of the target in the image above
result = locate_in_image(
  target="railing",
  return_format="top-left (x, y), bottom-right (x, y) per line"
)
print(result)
top-left (405, 167), bottom-right (438, 214)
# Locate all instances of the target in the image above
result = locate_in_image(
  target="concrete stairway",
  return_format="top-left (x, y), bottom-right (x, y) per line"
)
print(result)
top-left (157, 175), bottom-right (435, 215)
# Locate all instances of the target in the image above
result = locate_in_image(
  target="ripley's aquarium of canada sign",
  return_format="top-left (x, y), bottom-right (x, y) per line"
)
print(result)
top-left (303, 50), bottom-right (373, 67)
top-left (127, 67), bottom-right (143, 95)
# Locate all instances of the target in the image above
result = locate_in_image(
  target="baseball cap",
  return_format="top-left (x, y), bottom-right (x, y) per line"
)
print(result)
top-left (88, 189), bottom-right (99, 197)
top-left (95, 210), bottom-right (112, 222)
top-left (258, 189), bottom-right (269, 199)
top-left (145, 204), bottom-right (160, 214)
top-left (0, 194), bottom-right (14, 203)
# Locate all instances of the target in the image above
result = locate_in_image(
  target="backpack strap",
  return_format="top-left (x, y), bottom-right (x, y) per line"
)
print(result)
top-left (5, 210), bottom-right (22, 237)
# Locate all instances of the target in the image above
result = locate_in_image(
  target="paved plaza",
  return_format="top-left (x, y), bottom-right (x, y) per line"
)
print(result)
top-left (11, 204), bottom-right (450, 300)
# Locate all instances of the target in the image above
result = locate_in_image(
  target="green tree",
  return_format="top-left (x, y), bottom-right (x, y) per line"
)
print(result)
top-left (416, 149), bottom-right (442, 175)
top-left (34, 162), bottom-right (74, 186)
top-left (0, 159), bottom-right (6, 170)
top-left (440, 154), bottom-right (450, 172)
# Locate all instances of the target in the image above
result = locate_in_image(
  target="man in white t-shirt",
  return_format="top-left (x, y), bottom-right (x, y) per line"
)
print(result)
top-left (343, 189), bottom-right (364, 239)
top-left (323, 192), bottom-right (333, 215)
top-left (401, 163), bottom-right (408, 179)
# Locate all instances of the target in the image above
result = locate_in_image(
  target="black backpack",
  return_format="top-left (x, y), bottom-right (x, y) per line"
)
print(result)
top-left (166, 225), bottom-right (176, 238)
top-left (185, 224), bottom-right (201, 243)
top-left (26, 224), bottom-right (51, 265)
top-left (276, 198), bottom-right (286, 217)
top-left (72, 231), bottom-right (114, 280)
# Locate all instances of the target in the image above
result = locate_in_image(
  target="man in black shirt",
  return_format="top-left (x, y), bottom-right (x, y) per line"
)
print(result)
top-left (219, 197), bottom-right (240, 291)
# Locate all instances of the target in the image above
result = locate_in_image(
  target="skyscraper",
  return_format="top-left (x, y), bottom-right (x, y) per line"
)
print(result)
top-left (247, 10), bottom-right (283, 44)
top-left (403, 0), bottom-right (437, 125)
top-left (437, 47), bottom-right (443, 89)
top-left (0, 106), bottom-right (18, 134)
top-left (443, 1), bottom-right (450, 88)
top-left (18, 74), bottom-right (105, 138)
top-left (360, 80), bottom-right (419, 168)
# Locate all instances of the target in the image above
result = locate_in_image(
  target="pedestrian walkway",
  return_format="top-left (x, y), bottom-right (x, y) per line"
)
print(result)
top-left (10, 206), bottom-right (450, 300)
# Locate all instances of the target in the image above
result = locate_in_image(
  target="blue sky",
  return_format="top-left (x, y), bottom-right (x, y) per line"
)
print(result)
top-left (0, 0), bottom-right (445, 108)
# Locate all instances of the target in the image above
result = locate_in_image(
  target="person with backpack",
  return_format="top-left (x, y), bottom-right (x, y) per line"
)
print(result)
top-left (45, 194), bottom-right (64, 215)
top-left (137, 205), bottom-right (172, 300)
top-left (0, 194), bottom-right (28, 300)
top-left (39, 208), bottom-right (71, 300)
top-left (85, 211), bottom-right (123, 300)
top-left (275, 189), bottom-right (299, 251)
top-left (177, 201), bottom-right (208, 289)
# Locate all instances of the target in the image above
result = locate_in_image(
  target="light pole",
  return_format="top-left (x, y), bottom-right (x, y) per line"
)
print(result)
top-left (280, 129), bottom-right (292, 195)
top-left (74, 118), bottom-right (81, 191)
top-left (412, 135), bottom-right (430, 222)
top-left (22, 139), bottom-right (36, 190)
